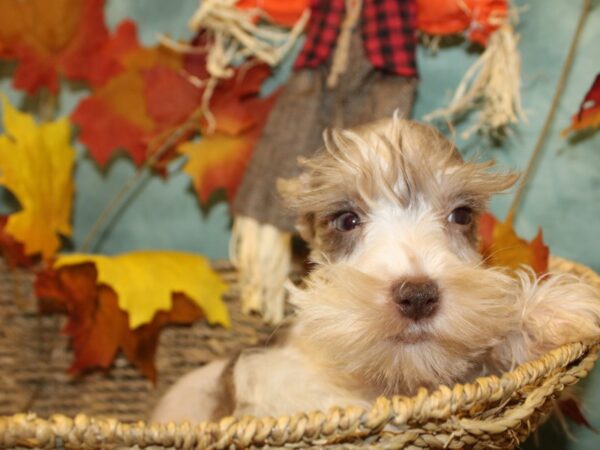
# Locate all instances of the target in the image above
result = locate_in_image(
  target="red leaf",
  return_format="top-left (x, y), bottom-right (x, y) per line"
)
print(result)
top-left (559, 398), bottom-right (596, 431)
top-left (69, 22), bottom-right (207, 168)
top-left (0, 215), bottom-right (38, 268)
top-left (203, 63), bottom-right (273, 135)
top-left (71, 76), bottom-right (151, 166)
top-left (563, 73), bottom-right (600, 136)
top-left (34, 263), bottom-right (206, 381)
top-left (70, 20), bottom-right (140, 88)
top-left (143, 66), bottom-right (203, 128)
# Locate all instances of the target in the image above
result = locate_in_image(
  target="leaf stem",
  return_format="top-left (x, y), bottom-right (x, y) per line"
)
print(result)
top-left (78, 118), bottom-right (198, 253)
top-left (507, 0), bottom-right (591, 220)
top-left (38, 89), bottom-right (57, 122)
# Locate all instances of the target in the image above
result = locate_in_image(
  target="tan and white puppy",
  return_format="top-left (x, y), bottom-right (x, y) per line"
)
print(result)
top-left (151, 118), bottom-right (600, 423)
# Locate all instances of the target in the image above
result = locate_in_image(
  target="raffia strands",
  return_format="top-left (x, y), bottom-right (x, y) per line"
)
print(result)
top-left (188, 0), bottom-right (309, 71)
top-left (229, 216), bottom-right (292, 324)
top-left (425, 24), bottom-right (525, 139)
top-left (0, 340), bottom-right (597, 449)
top-left (159, 0), bottom-right (309, 131)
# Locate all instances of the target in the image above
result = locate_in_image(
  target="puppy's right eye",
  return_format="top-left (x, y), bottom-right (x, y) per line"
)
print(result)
top-left (448, 206), bottom-right (473, 226)
top-left (332, 211), bottom-right (360, 232)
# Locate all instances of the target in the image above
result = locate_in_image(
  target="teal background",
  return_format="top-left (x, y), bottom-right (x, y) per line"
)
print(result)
top-left (0, 1), bottom-right (598, 447)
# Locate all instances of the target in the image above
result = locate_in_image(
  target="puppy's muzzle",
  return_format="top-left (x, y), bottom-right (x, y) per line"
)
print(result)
top-left (392, 277), bottom-right (439, 320)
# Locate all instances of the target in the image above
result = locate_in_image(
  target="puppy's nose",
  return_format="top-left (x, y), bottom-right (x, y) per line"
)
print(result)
top-left (392, 277), bottom-right (439, 320)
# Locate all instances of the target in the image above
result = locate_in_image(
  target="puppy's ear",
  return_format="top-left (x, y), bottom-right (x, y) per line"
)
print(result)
top-left (277, 174), bottom-right (316, 243)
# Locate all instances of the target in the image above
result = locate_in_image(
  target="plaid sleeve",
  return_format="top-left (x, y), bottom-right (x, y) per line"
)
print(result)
top-left (294, 0), bottom-right (345, 70)
top-left (361, 0), bottom-right (418, 77)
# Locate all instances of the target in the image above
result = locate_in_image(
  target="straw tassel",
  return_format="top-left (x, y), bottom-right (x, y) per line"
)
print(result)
top-left (229, 216), bottom-right (291, 323)
top-left (425, 23), bottom-right (525, 138)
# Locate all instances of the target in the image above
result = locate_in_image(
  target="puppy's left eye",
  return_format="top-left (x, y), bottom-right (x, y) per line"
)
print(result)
top-left (448, 206), bottom-right (473, 226)
top-left (332, 211), bottom-right (361, 232)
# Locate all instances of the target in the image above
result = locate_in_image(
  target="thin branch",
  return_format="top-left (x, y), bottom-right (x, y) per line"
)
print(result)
top-left (78, 113), bottom-right (202, 253)
top-left (507, 0), bottom-right (591, 220)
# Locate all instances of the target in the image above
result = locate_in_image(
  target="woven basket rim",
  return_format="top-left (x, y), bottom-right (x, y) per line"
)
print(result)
top-left (1, 257), bottom-right (599, 449)
top-left (1, 340), bottom-right (597, 449)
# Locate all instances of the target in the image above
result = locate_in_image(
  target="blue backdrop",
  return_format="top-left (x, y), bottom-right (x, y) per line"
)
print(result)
top-left (0, 1), bottom-right (598, 447)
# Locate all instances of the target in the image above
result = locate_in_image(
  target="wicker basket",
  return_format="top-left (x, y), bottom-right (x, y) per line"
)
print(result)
top-left (0, 257), bottom-right (598, 449)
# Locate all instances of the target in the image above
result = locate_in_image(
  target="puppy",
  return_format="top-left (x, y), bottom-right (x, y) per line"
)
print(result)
top-left (151, 118), bottom-right (600, 423)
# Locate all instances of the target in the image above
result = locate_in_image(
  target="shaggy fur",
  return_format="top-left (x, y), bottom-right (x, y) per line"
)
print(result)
top-left (151, 118), bottom-right (600, 423)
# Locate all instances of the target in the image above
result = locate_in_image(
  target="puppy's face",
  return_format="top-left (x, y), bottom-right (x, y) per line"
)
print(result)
top-left (280, 119), bottom-right (520, 395)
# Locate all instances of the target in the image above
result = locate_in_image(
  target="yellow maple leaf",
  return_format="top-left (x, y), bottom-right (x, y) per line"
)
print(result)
top-left (0, 96), bottom-right (75, 259)
top-left (55, 250), bottom-right (230, 328)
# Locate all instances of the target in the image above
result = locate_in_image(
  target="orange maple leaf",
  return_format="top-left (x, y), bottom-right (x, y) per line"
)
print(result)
top-left (562, 73), bottom-right (600, 137)
top-left (35, 262), bottom-right (213, 381)
top-left (478, 212), bottom-right (549, 275)
top-left (179, 128), bottom-right (261, 203)
top-left (0, 0), bottom-right (112, 94)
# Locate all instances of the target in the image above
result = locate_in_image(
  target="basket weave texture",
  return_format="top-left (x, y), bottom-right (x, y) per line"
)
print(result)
top-left (0, 257), bottom-right (599, 449)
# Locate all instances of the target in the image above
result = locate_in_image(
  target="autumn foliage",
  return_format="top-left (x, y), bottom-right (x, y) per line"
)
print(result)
top-left (35, 251), bottom-right (229, 380)
top-left (562, 73), bottom-right (600, 137)
top-left (0, 0), bottom-right (566, 384)
top-left (0, 0), bottom-right (285, 380)
top-left (416, 0), bottom-right (508, 46)
top-left (478, 212), bottom-right (549, 275)
top-left (0, 0), bottom-right (110, 94)
top-left (0, 97), bottom-right (75, 261)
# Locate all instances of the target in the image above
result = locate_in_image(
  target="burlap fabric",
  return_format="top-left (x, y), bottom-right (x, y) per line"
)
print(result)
top-left (0, 257), bottom-right (599, 450)
top-left (232, 31), bottom-right (418, 231)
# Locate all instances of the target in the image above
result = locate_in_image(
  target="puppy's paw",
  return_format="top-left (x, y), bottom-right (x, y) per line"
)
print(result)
top-left (491, 270), bottom-right (600, 370)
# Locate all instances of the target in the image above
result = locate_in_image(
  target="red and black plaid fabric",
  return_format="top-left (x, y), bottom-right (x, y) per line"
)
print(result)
top-left (294, 0), bottom-right (418, 77)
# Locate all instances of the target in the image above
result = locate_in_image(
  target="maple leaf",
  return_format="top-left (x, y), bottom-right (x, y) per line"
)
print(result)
top-left (71, 70), bottom-right (155, 166)
top-left (54, 251), bottom-right (229, 328)
top-left (35, 263), bottom-right (210, 381)
top-left (143, 66), bottom-right (204, 129)
top-left (0, 0), bottom-right (110, 94)
top-left (199, 64), bottom-right (273, 135)
top-left (562, 73), bottom-right (600, 137)
top-left (0, 96), bottom-right (75, 260)
top-left (178, 63), bottom-right (277, 203)
top-left (179, 128), bottom-right (260, 203)
top-left (478, 212), bottom-right (549, 275)
top-left (70, 21), bottom-right (201, 168)
top-left (71, 19), bottom-right (140, 88)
